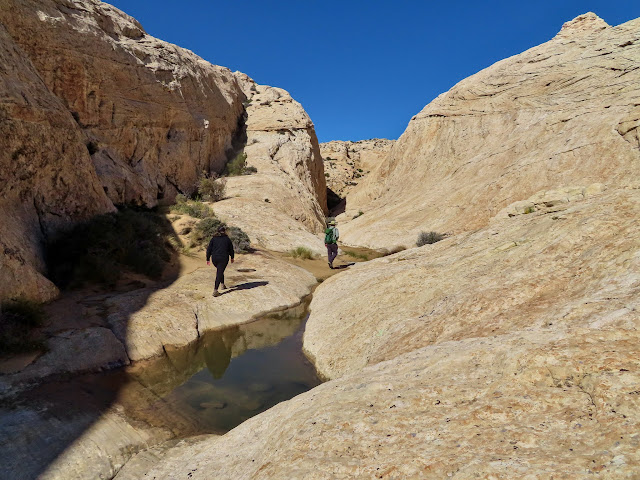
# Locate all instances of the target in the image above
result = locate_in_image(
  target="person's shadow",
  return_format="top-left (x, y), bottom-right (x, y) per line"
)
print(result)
top-left (333, 263), bottom-right (355, 270)
top-left (219, 281), bottom-right (269, 295)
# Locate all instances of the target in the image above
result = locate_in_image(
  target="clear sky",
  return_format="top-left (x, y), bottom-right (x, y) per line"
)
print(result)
top-left (107, 1), bottom-right (639, 143)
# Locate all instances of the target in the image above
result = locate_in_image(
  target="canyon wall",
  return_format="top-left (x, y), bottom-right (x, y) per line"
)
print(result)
top-left (115, 14), bottom-right (640, 479)
top-left (339, 13), bottom-right (640, 249)
top-left (0, 0), bottom-right (328, 302)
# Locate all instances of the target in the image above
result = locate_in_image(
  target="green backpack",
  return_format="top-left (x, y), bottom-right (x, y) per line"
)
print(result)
top-left (324, 227), bottom-right (337, 244)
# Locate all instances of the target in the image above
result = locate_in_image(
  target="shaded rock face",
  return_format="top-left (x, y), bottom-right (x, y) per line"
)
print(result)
top-left (320, 139), bottom-right (394, 199)
top-left (340, 14), bottom-right (640, 249)
top-left (1, 0), bottom-right (246, 207)
top-left (0, 21), bottom-right (114, 302)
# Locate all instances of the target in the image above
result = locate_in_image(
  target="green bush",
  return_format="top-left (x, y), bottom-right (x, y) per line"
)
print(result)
top-left (0, 300), bottom-right (46, 354)
top-left (289, 246), bottom-right (315, 260)
top-left (228, 226), bottom-right (251, 253)
top-left (170, 197), bottom-right (213, 219)
top-left (191, 219), bottom-right (251, 253)
top-left (224, 152), bottom-right (256, 176)
top-left (198, 175), bottom-right (226, 202)
top-left (416, 231), bottom-right (446, 247)
top-left (47, 208), bottom-right (177, 288)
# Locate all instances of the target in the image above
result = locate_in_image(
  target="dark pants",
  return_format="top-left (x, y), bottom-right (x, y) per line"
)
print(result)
top-left (326, 243), bottom-right (338, 266)
top-left (211, 256), bottom-right (229, 289)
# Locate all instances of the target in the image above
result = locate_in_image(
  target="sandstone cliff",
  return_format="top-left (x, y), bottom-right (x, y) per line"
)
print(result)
top-left (1, 0), bottom-right (328, 301)
top-left (213, 74), bottom-right (328, 255)
top-left (320, 139), bottom-right (394, 200)
top-left (339, 13), bottom-right (640, 249)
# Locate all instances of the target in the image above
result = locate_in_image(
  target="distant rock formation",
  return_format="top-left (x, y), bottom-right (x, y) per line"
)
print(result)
top-left (320, 139), bottom-right (394, 199)
top-left (339, 13), bottom-right (640, 249)
top-left (0, 0), bottom-right (328, 302)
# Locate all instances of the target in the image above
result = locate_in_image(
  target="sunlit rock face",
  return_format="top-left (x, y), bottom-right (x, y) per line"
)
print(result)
top-left (338, 14), bottom-right (640, 249)
top-left (2, 0), bottom-right (246, 207)
top-left (320, 139), bottom-right (394, 199)
top-left (213, 74), bottom-right (328, 254)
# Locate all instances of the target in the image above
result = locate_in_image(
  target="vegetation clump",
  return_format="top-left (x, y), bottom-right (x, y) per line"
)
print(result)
top-left (344, 250), bottom-right (368, 261)
top-left (224, 152), bottom-right (257, 176)
top-left (47, 208), bottom-right (178, 288)
top-left (289, 246), bottom-right (315, 260)
top-left (197, 174), bottom-right (227, 202)
top-left (0, 300), bottom-right (46, 354)
top-left (170, 195), bottom-right (213, 218)
top-left (416, 231), bottom-right (446, 247)
top-left (190, 216), bottom-right (252, 253)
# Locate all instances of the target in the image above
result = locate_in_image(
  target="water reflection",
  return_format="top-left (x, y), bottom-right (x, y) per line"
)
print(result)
top-left (156, 299), bottom-right (320, 432)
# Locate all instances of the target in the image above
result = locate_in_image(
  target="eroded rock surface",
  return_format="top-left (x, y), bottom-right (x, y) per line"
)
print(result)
top-left (212, 75), bottom-right (328, 254)
top-left (339, 14), bottom-right (640, 249)
top-left (320, 139), bottom-right (394, 199)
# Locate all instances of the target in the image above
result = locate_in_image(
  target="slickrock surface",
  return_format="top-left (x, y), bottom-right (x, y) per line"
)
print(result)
top-left (339, 14), bottom-right (640, 249)
top-left (114, 186), bottom-right (640, 480)
top-left (1, 300), bottom-right (310, 480)
top-left (320, 139), bottom-right (394, 198)
top-left (213, 76), bottom-right (328, 253)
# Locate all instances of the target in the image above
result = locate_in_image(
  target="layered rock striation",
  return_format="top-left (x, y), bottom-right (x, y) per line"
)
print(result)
top-left (213, 74), bottom-right (328, 255)
top-left (339, 13), bottom-right (640, 249)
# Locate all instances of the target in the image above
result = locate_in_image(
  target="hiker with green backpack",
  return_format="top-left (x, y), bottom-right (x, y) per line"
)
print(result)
top-left (324, 220), bottom-right (339, 269)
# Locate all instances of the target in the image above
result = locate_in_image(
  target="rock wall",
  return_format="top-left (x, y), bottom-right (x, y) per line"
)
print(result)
top-left (0, 20), bottom-right (114, 302)
top-left (339, 13), bottom-right (640, 249)
top-left (320, 139), bottom-right (394, 198)
top-left (212, 74), bottom-right (328, 254)
top-left (1, 0), bottom-right (246, 207)
top-left (0, 0), bottom-right (329, 301)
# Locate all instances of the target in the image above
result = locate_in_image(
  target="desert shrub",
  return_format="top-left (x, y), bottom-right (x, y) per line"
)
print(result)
top-left (0, 300), bottom-right (46, 355)
top-left (170, 197), bottom-right (213, 219)
top-left (416, 231), bottom-right (446, 247)
top-left (47, 208), bottom-right (176, 288)
top-left (224, 152), bottom-right (255, 176)
top-left (228, 226), bottom-right (251, 253)
top-left (191, 218), bottom-right (251, 253)
top-left (191, 217), bottom-right (226, 246)
top-left (198, 175), bottom-right (227, 202)
top-left (344, 250), bottom-right (368, 261)
top-left (352, 211), bottom-right (364, 219)
top-left (290, 246), bottom-right (314, 260)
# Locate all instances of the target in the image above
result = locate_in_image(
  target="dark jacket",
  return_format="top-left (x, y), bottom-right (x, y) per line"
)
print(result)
top-left (206, 235), bottom-right (234, 261)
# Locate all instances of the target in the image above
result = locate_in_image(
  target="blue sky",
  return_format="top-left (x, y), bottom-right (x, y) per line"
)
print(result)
top-left (107, 1), bottom-right (639, 143)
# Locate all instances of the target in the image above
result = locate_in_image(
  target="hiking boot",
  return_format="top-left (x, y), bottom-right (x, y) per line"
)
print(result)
top-left (212, 290), bottom-right (221, 297)
top-left (220, 283), bottom-right (227, 290)
top-left (328, 262), bottom-right (333, 269)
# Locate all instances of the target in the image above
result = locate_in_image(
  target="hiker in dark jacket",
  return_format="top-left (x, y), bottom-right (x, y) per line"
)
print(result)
top-left (206, 226), bottom-right (235, 297)
top-left (324, 220), bottom-right (339, 269)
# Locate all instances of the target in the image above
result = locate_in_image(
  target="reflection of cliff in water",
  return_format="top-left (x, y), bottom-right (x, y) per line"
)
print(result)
top-left (128, 298), bottom-right (319, 433)
top-left (0, 298), bottom-right (319, 479)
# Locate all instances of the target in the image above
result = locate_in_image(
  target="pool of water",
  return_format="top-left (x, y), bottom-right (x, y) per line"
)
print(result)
top-left (156, 299), bottom-right (321, 432)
